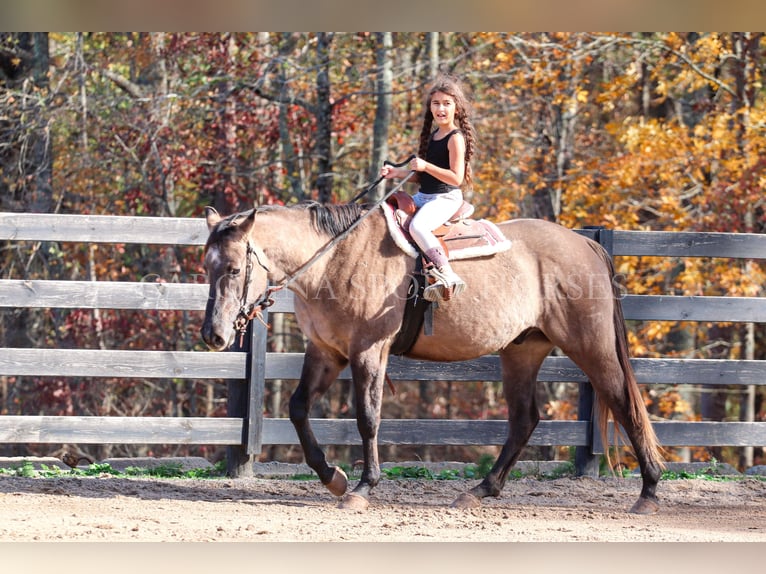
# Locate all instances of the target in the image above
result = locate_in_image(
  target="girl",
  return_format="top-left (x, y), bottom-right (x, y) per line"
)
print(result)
top-left (380, 74), bottom-right (477, 302)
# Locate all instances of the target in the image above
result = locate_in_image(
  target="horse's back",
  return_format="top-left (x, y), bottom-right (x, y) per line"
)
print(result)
top-left (497, 218), bottom-right (594, 254)
top-left (406, 218), bottom-right (613, 361)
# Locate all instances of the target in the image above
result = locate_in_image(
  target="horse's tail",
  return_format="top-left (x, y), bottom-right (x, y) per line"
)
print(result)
top-left (590, 242), bottom-right (666, 472)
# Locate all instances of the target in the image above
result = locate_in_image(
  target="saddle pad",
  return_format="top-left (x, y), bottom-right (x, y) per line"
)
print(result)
top-left (380, 201), bottom-right (512, 261)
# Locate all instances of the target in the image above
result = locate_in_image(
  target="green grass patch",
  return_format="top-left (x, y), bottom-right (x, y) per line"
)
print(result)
top-left (3, 457), bottom-right (760, 484)
top-left (289, 473), bottom-right (319, 481)
top-left (0, 459), bottom-right (227, 479)
top-left (379, 454), bottom-right (574, 482)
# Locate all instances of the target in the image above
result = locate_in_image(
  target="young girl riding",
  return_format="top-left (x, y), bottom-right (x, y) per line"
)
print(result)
top-left (380, 74), bottom-right (477, 302)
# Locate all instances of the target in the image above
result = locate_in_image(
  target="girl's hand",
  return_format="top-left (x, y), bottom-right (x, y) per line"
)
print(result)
top-left (409, 157), bottom-right (426, 172)
top-left (380, 164), bottom-right (407, 179)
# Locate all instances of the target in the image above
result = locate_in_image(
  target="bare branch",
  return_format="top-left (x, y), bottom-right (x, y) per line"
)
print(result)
top-left (100, 68), bottom-right (144, 99)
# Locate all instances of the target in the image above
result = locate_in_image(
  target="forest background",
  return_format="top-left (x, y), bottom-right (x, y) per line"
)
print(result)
top-left (1, 32), bottom-right (764, 470)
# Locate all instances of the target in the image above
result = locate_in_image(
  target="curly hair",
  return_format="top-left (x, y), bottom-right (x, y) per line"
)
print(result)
top-left (417, 74), bottom-right (477, 188)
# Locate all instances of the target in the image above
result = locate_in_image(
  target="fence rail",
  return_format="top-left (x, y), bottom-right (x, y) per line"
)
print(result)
top-left (1, 212), bottom-right (764, 475)
top-left (5, 278), bottom-right (766, 322)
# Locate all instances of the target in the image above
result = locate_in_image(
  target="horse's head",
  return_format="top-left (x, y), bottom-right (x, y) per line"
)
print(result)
top-left (201, 206), bottom-right (269, 351)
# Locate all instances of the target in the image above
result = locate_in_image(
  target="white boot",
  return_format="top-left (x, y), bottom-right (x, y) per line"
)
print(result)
top-left (423, 247), bottom-right (466, 302)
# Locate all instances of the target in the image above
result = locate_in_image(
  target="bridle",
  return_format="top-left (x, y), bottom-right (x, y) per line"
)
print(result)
top-left (233, 242), bottom-right (278, 344)
top-left (229, 155), bottom-right (417, 345)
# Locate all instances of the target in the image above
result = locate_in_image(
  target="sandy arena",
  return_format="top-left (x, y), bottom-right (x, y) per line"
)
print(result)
top-left (1, 460), bottom-right (764, 542)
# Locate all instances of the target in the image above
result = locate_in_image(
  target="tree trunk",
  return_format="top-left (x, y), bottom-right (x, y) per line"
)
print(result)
top-left (273, 33), bottom-right (305, 201)
top-left (211, 33), bottom-right (239, 214)
top-left (0, 33), bottom-right (51, 456)
top-left (20, 33), bottom-right (53, 213)
top-left (368, 32), bottom-right (392, 199)
top-left (731, 32), bottom-right (758, 469)
top-left (315, 32), bottom-right (334, 203)
top-left (427, 32), bottom-right (439, 77)
top-left (525, 107), bottom-right (557, 221)
top-left (267, 312), bottom-right (286, 461)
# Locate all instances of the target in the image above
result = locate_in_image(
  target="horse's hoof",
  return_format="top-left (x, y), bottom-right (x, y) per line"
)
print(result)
top-left (451, 492), bottom-right (482, 509)
top-left (338, 493), bottom-right (369, 511)
top-left (629, 497), bottom-right (660, 515)
top-left (325, 467), bottom-right (348, 497)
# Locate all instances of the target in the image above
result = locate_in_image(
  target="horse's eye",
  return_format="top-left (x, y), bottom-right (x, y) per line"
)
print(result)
top-left (229, 267), bottom-right (241, 276)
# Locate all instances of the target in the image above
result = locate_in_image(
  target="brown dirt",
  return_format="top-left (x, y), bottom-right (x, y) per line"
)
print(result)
top-left (1, 471), bottom-right (765, 541)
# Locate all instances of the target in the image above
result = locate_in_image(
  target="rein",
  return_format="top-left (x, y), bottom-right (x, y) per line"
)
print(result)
top-left (348, 154), bottom-right (414, 204)
top-left (234, 156), bottom-right (416, 343)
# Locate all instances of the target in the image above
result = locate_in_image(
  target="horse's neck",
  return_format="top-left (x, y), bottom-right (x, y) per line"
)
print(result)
top-left (251, 209), bottom-right (331, 286)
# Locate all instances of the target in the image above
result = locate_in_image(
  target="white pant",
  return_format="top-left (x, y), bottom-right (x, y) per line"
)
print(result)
top-left (410, 188), bottom-right (463, 252)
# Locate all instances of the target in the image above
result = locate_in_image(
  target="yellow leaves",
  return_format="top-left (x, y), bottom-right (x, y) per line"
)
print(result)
top-left (544, 399), bottom-right (577, 421)
top-left (645, 321), bottom-right (671, 342)
top-left (657, 389), bottom-right (693, 418)
top-left (703, 259), bottom-right (766, 297)
top-left (603, 121), bottom-right (621, 135)
top-left (628, 335), bottom-right (648, 357)
top-left (692, 123), bottom-right (708, 139)
top-left (664, 32), bottom-right (685, 52)
top-left (711, 113), bottom-right (738, 145)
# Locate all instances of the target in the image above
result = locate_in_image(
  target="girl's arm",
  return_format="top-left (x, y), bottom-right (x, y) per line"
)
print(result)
top-left (380, 164), bottom-right (419, 184)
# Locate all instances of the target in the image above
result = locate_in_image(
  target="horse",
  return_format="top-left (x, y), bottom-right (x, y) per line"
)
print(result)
top-left (201, 201), bottom-right (665, 514)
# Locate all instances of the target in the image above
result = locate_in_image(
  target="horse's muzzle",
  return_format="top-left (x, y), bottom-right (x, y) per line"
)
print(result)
top-left (202, 324), bottom-right (230, 351)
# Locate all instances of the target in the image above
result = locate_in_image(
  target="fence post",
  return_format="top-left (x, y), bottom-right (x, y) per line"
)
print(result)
top-left (574, 226), bottom-right (613, 477)
top-left (225, 311), bottom-right (267, 478)
top-left (247, 308), bottom-right (267, 458)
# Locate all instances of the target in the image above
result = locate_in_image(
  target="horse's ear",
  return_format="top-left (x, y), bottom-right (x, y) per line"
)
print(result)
top-left (205, 206), bottom-right (221, 231)
top-left (238, 208), bottom-right (257, 235)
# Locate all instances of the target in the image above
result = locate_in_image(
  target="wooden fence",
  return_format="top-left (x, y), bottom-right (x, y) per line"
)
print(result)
top-left (1, 212), bottom-right (765, 476)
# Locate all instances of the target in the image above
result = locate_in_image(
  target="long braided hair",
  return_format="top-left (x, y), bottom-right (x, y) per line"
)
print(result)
top-left (417, 74), bottom-right (477, 188)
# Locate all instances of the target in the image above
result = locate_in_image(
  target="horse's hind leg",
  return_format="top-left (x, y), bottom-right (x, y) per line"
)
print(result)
top-left (454, 337), bottom-right (552, 508)
top-left (289, 341), bottom-right (349, 497)
top-left (589, 368), bottom-right (663, 513)
top-left (569, 351), bottom-right (663, 514)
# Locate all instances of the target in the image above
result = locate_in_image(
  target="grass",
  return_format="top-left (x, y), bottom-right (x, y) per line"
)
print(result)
top-left (2, 456), bottom-right (762, 483)
top-left (658, 458), bottom-right (761, 482)
top-left (378, 453), bottom-right (497, 481)
top-left (0, 460), bottom-right (227, 479)
top-left (379, 455), bottom-right (576, 482)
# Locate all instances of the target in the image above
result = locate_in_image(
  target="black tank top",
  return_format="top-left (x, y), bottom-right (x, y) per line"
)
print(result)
top-left (419, 129), bottom-right (462, 194)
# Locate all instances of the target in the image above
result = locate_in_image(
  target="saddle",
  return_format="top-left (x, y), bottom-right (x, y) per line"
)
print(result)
top-left (383, 192), bottom-right (511, 356)
top-left (381, 191), bottom-right (512, 260)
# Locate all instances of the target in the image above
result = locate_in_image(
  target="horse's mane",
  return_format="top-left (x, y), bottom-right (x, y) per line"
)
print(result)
top-left (297, 201), bottom-right (369, 238)
top-left (211, 202), bottom-right (369, 241)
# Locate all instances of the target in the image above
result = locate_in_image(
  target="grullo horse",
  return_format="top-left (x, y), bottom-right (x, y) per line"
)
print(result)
top-left (201, 202), bottom-right (664, 514)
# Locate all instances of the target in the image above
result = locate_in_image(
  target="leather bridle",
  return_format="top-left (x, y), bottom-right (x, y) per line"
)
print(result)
top-left (233, 242), bottom-right (279, 343)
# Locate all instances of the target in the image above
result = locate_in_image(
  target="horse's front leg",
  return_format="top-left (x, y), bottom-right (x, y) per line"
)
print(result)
top-left (338, 346), bottom-right (387, 511)
top-left (289, 342), bottom-right (348, 497)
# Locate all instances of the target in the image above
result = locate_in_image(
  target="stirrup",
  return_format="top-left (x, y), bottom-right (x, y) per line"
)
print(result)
top-left (424, 267), bottom-right (466, 302)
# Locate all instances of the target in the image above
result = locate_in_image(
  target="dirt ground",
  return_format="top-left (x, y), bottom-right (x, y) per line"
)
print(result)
top-left (1, 465), bottom-right (765, 542)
